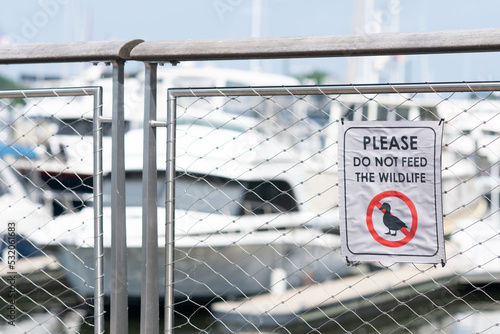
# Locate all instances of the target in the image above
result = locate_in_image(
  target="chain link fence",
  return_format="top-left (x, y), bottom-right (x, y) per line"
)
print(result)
top-left (1, 81), bottom-right (500, 333)
top-left (0, 87), bottom-right (103, 333)
top-left (165, 83), bottom-right (500, 333)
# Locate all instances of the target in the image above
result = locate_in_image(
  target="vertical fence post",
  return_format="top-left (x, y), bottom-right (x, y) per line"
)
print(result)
top-left (111, 61), bottom-right (128, 334)
top-left (93, 87), bottom-right (105, 334)
top-left (141, 62), bottom-right (159, 334)
top-left (164, 92), bottom-right (176, 334)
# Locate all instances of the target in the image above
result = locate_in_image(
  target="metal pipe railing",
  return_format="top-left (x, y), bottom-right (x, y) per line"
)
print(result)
top-left (129, 28), bottom-right (500, 62)
top-left (92, 87), bottom-right (105, 334)
top-left (164, 93), bottom-right (177, 334)
top-left (140, 62), bottom-right (160, 334)
top-left (2, 29), bottom-right (500, 65)
top-left (0, 87), bottom-right (105, 333)
top-left (0, 39), bottom-right (143, 64)
top-left (110, 61), bottom-right (128, 334)
top-left (5, 28), bottom-right (500, 334)
top-left (168, 81), bottom-right (500, 98)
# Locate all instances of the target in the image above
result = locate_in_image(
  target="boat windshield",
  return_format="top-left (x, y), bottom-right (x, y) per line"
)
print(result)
top-left (103, 172), bottom-right (298, 216)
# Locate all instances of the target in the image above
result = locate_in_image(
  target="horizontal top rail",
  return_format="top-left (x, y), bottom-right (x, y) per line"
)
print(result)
top-left (0, 39), bottom-right (144, 64)
top-left (131, 29), bottom-right (500, 62)
top-left (0, 86), bottom-right (102, 98)
top-left (1, 29), bottom-right (500, 64)
top-left (168, 81), bottom-right (500, 98)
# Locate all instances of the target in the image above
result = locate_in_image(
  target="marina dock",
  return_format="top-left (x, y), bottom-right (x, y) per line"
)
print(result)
top-left (211, 252), bottom-right (500, 328)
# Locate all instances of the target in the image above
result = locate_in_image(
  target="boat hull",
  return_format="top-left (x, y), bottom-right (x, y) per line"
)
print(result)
top-left (57, 230), bottom-right (348, 300)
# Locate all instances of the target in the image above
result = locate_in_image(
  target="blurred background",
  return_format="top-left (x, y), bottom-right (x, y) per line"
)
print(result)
top-left (1, 0), bottom-right (500, 85)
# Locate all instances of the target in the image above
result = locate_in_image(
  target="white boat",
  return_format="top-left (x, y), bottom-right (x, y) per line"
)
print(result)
top-left (28, 121), bottom-right (351, 300)
top-left (13, 65), bottom-right (489, 298)
top-left (11, 65), bottom-right (302, 216)
top-left (436, 94), bottom-right (500, 164)
top-left (321, 93), bottom-right (489, 226)
top-left (9, 75), bottom-right (142, 216)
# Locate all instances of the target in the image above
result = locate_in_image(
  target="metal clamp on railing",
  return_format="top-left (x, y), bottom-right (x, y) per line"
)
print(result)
top-left (149, 120), bottom-right (168, 127)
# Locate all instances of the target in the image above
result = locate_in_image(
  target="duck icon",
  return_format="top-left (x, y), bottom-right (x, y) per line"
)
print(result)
top-left (379, 202), bottom-right (408, 236)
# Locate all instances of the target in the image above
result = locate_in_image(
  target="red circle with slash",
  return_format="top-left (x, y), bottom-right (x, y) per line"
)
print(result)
top-left (366, 190), bottom-right (418, 248)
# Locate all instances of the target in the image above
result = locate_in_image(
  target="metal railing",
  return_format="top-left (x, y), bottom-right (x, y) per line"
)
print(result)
top-left (0, 29), bottom-right (500, 333)
top-left (164, 82), bottom-right (500, 333)
top-left (0, 87), bottom-right (104, 332)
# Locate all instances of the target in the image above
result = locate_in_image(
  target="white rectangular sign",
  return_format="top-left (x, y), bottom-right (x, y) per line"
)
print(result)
top-left (338, 121), bottom-right (446, 264)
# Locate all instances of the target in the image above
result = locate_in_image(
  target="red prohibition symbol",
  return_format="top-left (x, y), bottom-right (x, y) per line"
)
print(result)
top-left (366, 190), bottom-right (418, 248)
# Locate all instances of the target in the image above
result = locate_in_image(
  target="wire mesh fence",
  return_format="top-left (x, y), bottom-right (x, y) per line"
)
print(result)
top-left (165, 83), bottom-right (500, 333)
top-left (2, 82), bottom-right (500, 333)
top-left (0, 88), bottom-right (103, 333)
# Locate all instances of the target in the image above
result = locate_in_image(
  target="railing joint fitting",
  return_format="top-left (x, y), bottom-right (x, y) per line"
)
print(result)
top-left (150, 120), bottom-right (168, 127)
top-left (99, 116), bottom-right (112, 123)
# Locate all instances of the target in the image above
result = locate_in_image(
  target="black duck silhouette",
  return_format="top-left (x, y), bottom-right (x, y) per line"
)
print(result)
top-left (379, 202), bottom-right (408, 236)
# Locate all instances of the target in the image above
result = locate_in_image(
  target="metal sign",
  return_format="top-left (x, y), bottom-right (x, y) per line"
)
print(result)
top-left (338, 121), bottom-right (446, 264)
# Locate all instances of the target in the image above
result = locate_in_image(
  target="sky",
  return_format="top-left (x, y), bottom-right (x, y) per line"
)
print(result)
top-left (1, 0), bottom-right (500, 84)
